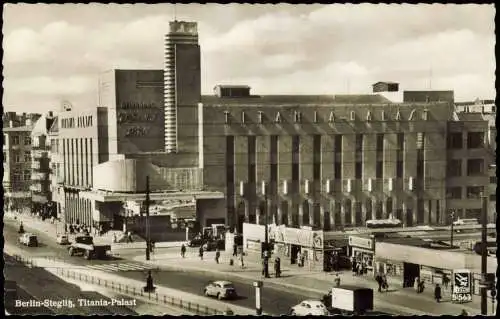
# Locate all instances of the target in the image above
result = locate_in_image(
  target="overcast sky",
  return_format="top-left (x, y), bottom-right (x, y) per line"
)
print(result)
top-left (2, 3), bottom-right (496, 113)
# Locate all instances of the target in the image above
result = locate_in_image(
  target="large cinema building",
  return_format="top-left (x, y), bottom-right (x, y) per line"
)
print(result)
top-left (52, 20), bottom-right (494, 235)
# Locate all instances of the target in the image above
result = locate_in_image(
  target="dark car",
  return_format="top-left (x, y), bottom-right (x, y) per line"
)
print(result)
top-left (188, 236), bottom-right (204, 247)
top-left (203, 239), bottom-right (225, 252)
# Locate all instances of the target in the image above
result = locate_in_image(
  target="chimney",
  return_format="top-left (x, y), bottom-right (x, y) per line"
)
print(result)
top-left (47, 111), bottom-right (54, 118)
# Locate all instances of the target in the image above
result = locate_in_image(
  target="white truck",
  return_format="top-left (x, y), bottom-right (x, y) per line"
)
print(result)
top-left (68, 235), bottom-right (111, 260)
top-left (323, 285), bottom-right (374, 315)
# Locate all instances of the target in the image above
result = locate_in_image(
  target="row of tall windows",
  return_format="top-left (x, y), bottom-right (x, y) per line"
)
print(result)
top-left (62, 138), bottom-right (93, 187)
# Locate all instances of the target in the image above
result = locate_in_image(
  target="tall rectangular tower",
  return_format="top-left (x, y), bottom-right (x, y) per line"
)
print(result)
top-left (164, 20), bottom-right (201, 154)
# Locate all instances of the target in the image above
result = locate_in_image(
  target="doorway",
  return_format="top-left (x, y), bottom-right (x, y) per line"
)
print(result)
top-left (291, 244), bottom-right (301, 264)
top-left (403, 262), bottom-right (420, 288)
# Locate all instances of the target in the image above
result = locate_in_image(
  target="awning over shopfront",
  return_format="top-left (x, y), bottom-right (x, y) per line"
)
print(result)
top-left (375, 242), bottom-right (496, 273)
top-left (80, 190), bottom-right (225, 202)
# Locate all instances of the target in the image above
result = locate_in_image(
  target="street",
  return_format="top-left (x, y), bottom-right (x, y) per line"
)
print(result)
top-left (4, 218), bottom-right (483, 316)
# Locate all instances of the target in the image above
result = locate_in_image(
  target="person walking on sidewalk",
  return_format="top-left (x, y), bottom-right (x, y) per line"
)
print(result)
top-left (215, 248), bottom-right (221, 264)
top-left (274, 257), bottom-right (281, 278)
top-left (181, 244), bottom-right (186, 258)
top-left (434, 284), bottom-right (442, 303)
top-left (297, 251), bottom-right (302, 267)
top-left (442, 274), bottom-right (450, 290)
top-left (233, 243), bottom-right (238, 257)
top-left (199, 245), bottom-right (204, 260)
top-left (239, 253), bottom-right (245, 268)
top-left (375, 273), bottom-right (383, 292)
top-left (334, 273), bottom-right (341, 287)
top-left (382, 274), bottom-right (389, 292)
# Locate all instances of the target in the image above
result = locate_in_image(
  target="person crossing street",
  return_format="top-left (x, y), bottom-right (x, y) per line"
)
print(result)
top-left (180, 244), bottom-right (186, 258)
top-left (215, 248), bottom-right (221, 264)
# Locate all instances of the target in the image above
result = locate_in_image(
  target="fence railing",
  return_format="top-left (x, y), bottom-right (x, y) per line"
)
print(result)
top-left (9, 254), bottom-right (225, 315)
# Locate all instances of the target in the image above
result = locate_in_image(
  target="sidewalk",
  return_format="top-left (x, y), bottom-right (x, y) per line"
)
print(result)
top-left (134, 249), bottom-right (484, 316)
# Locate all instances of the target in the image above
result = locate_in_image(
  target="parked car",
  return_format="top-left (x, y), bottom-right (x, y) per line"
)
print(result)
top-left (18, 233), bottom-right (38, 247)
top-left (56, 234), bottom-right (70, 245)
top-left (203, 239), bottom-right (225, 252)
top-left (188, 236), bottom-right (204, 247)
top-left (203, 281), bottom-right (238, 300)
top-left (290, 300), bottom-right (329, 316)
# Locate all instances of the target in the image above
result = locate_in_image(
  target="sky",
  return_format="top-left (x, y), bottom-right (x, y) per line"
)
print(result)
top-left (2, 3), bottom-right (496, 113)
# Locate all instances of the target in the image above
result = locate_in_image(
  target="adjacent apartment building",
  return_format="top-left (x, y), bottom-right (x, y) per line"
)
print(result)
top-left (3, 112), bottom-right (41, 211)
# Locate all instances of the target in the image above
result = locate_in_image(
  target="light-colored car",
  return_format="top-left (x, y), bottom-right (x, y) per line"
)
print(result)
top-left (56, 234), bottom-right (70, 245)
top-left (18, 233), bottom-right (38, 247)
top-left (290, 300), bottom-right (329, 316)
top-left (203, 280), bottom-right (237, 300)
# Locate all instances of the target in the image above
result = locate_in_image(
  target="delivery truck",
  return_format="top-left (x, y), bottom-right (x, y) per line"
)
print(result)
top-left (68, 235), bottom-right (111, 260)
top-left (322, 285), bottom-right (374, 315)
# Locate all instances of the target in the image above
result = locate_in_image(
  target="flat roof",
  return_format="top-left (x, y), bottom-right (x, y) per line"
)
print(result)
top-left (80, 190), bottom-right (225, 202)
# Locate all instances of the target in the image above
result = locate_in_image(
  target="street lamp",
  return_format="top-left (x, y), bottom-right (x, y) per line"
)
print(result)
top-left (480, 191), bottom-right (488, 315)
top-left (261, 181), bottom-right (270, 278)
top-left (449, 210), bottom-right (455, 248)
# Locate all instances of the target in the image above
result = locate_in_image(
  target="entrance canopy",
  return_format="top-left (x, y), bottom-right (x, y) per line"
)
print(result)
top-left (80, 189), bottom-right (224, 202)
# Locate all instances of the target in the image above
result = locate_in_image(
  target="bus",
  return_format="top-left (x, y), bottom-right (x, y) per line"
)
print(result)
top-left (366, 219), bottom-right (402, 229)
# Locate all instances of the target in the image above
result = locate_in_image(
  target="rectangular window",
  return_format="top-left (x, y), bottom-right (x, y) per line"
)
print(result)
top-left (313, 135), bottom-right (321, 180)
top-left (12, 136), bottom-right (20, 145)
top-left (446, 187), bottom-right (462, 199)
top-left (292, 135), bottom-right (300, 164)
top-left (376, 161), bottom-right (383, 179)
top-left (3, 151), bottom-right (6, 162)
top-left (334, 162), bottom-right (342, 180)
top-left (334, 135), bottom-right (343, 153)
top-left (24, 170), bottom-right (31, 181)
top-left (490, 194), bottom-right (496, 201)
top-left (490, 176), bottom-right (497, 184)
top-left (24, 136), bottom-right (31, 145)
top-left (467, 132), bottom-right (484, 149)
top-left (447, 133), bottom-right (463, 149)
top-left (355, 134), bottom-right (364, 152)
top-left (355, 162), bottom-right (362, 179)
top-left (14, 152), bottom-right (21, 163)
top-left (467, 159), bottom-right (484, 176)
top-left (248, 136), bottom-right (256, 184)
top-left (416, 149), bottom-right (424, 178)
top-left (466, 186), bottom-right (483, 199)
top-left (24, 153), bottom-right (31, 162)
top-left (376, 134), bottom-right (384, 153)
top-left (397, 133), bottom-right (405, 150)
top-left (447, 159), bottom-right (462, 177)
top-left (396, 160), bottom-right (403, 178)
top-left (270, 135), bottom-right (278, 193)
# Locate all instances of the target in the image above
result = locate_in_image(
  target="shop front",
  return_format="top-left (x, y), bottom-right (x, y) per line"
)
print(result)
top-left (348, 235), bottom-right (375, 273)
top-left (272, 225), bottom-right (324, 271)
top-left (374, 241), bottom-right (497, 289)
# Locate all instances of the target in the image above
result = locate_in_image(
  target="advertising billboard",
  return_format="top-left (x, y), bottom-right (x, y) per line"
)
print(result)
top-left (452, 269), bottom-right (472, 303)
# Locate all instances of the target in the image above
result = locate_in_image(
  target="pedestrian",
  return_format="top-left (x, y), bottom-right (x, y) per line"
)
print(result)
top-left (382, 274), bottom-right (389, 291)
top-left (418, 279), bottom-right (425, 293)
top-left (442, 274), bottom-right (450, 290)
top-left (274, 257), bottom-right (281, 278)
top-left (239, 254), bottom-right (245, 268)
top-left (233, 242), bottom-right (238, 257)
top-left (215, 248), bottom-right (221, 264)
top-left (352, 258), bottom-right (358, 275)
top-left (199, 245), bottom-right (204, 260)
top-left (375, 273), bottom-right (383, 292)
top-left (113, 233), bottom-right (117, 243)
top-left (434, 284), bottom-right (442, 303)
top-left (334, 273), bottom-right (341, 287)
top-left (297, 251), bottom-right (302, 267)
top-left (356, 263), bottom-right (362, 276)
top-left (181, 244), bottom-right (186, 258)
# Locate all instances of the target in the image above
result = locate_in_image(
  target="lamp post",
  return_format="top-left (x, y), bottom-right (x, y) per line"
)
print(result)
top-left (253, 280), bottom-right (263, 315)
top-left (480, 191), bottom-right (488, 315)
top-left (145, 176), bottom-right (151, 261)
top-left (449, 210), bottom-right (455, 248)
top-left (261, 181), bottom-right (270, 278)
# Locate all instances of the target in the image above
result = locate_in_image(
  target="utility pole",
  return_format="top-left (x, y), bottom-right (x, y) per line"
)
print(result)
top-left (480, 192), bottom-right (488, 315)
top-left (145, 176), bottom-right (151, 261)
top-left (450, 210), bottom-right (455, 248)
top-left (262, 181), bottom-right (270, 278)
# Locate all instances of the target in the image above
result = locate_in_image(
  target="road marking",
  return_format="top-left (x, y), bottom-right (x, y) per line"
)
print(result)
top-left (87, 263), bottom-right (153, 272)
